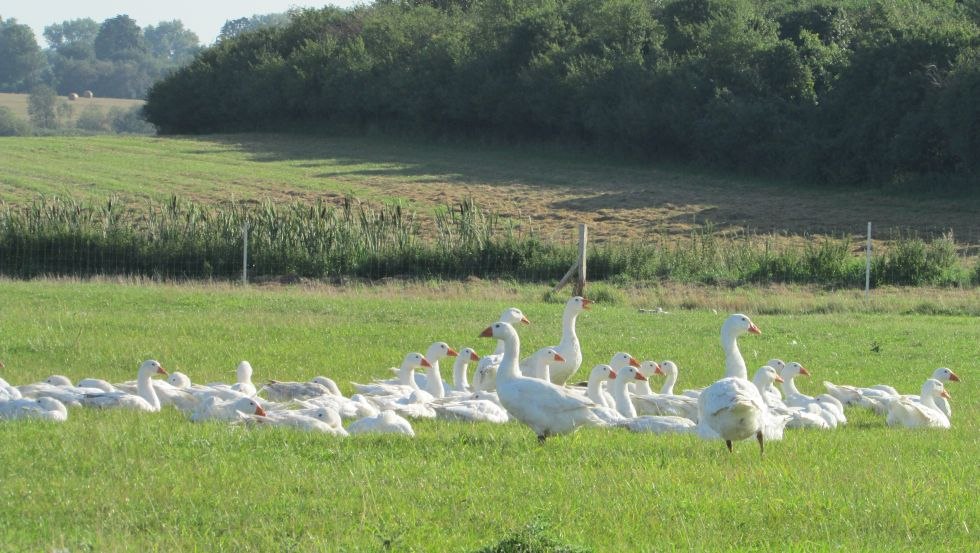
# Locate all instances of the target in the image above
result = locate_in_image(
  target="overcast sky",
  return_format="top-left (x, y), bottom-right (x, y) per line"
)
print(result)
top-left (5, 1), bottom-right (364, 46)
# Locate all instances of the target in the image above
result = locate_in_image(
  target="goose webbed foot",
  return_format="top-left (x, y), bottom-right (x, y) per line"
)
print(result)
top-left (756, 431), bottom-right (765, 456)
top-left (725, 440), bottom-right (733, 453)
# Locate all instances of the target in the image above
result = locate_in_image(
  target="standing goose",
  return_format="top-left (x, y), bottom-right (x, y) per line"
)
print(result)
top-left (697, 314), bottom-right (782, 455)
top-left (480, 321), bottom-right (604, 443)
top-left (80, 360), bottom-right (169, 412)
top-left (886, 379), bottom-right (951, 429)
top-left (473, 308), bottom-right (531, 391)
top-left (522, 296), bottom-right (591, 385)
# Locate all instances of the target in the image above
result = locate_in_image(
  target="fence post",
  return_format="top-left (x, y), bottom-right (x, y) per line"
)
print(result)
top-left (573, 223), bottom-right (588, 297)
top-left (865, 222), bottom-right (871, 298)
top-left (242, 222), bottom-right (249, 285)
top-left (554, 223), bottom-right (589, 296)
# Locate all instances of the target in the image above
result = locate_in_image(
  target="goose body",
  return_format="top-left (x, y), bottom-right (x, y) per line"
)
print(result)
top-left (190, 396), bottom-right (266, 422)
top-left (823, 367), bottom-right (959, 417)
top-left (352, 353), bottom-right (430, 396)
top-left (780, 363), bottom-right (846, 426)
top-left (886, 379), bottom-right (951, 429)
top-left (79, 360), bottom-right (168, 412)
top-left (632, 361), bottom-right (699, 422)
top-left (609, 365), bottom-right (695, 434)
top-left (481, 321), bottom-right (603, 442)
top-left (0, 397), bottom-right (69, 422)
top-left (299, 393), bottom-right (380, 421)
top-left (347, 410), bottom-right (415, 436)
top-left (753, 366), bottom-right (831, 430)
top-left (697, 314), bottom-right (784, 454)
top-left (260, 379), bottom-right (337, 402)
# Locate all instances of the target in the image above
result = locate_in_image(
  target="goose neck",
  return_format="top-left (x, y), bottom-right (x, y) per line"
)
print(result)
top-left (137, 372), bottom-right (161, 410)
top-left (559, 308), bottom-right (580, 349)
top-left (426, 364), bottom-right (444, 398)
top-left (398, 366), bottom-right (419, 389)
top-left (721, 330), bottom-right (747, 379)
top-left (780, 375), bottom-right (801, 397)
top-left (586, 375), bottom-right (608, 407)
top-left (452, 359), bottom-right (470, 392)
top-left (660, 370), bottom-right (678, 395)
top-left (610, 376), bottom-right (636, 418)
top-left (496, 333), bottom-right (521, 381)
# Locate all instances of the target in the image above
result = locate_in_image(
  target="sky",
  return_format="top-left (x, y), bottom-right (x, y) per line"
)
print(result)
top-left (3, 1), bottom-right (364, 47)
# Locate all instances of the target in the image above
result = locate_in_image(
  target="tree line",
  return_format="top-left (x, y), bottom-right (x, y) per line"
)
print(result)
top-left (0, 12), bottom-right (288, 99)
top-left (143, 0), bottom-right (978, 189)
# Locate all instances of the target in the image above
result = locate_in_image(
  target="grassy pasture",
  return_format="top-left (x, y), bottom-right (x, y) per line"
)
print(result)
top-left (0, 280), bottom-right (976, 551)
top-left (1, 134), bottom-right (979, 250)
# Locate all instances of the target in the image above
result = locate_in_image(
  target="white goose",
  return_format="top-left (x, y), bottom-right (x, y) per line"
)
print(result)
top-left (415, 342), bottom-right (459, 399)
top-left (451, 347), bottom-right (481, 393)
top-left (190, 395), bottom-right (267, 422)
top-left (347, 410), bottom-right (415, 436)
top-left (697, 314), bottom-right (785, 454)
top-left (480, 321), bottom-right (604, 442)
top-left (299, 393), bottom-right (380, 421)
top-left (886, 379), bottom-right (951, 429)
top-left (76, 378), bottom-right (117, 393)
top-left (524, 347), bottom-right (566, 381)
top-left (240, 407), bottom-right (349, 436)
top-left (779, 362), bottom-right (846, 427)
top-left (824, 367), bottom-right (959, 418)
top-left (632, 361), bottom-right (699, 422)
top-left (79, 360), bottom-right (169, 412)
top-left (474, 308), bottom-right (531, 391)
top-left (521, 296), bottom-right (591, 385)
top-left (0, 396), bottom-right (69, 422)
top-left (352, 353), bottom-right (431, 396)
top-left (432, 394), bottom-right (510, 424)
top-left (608, 366), bottom-right (696, 434)
top-left (260, 378), bottom-right (338, 402)
top-left (633, 360), bottom-right (661, 396)
top-left (752, 366), bottom-right (831, 430)
top-left (0, 373), bottom-right (22, 400)
top-left (760, 359), bottom-right (786, 405)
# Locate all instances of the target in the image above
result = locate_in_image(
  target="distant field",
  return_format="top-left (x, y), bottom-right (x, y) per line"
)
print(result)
top-left (0, 280), bottom-right (976, 551)
top-left (1, 134), bottom-right (979, 252)
top-left (0, 93), bottom-right (143, 124)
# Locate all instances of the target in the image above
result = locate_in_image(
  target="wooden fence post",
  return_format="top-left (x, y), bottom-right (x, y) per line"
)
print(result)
top-left (553, 223), bottom-right (588, 296)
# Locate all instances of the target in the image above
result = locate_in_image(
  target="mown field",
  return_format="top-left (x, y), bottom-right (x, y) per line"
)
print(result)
top-left (2, 134), bottom-right (979, 249)
top-left (0, 280), bottom-right (976, 551)
top-left (0, 93), bottom-right (144, 125)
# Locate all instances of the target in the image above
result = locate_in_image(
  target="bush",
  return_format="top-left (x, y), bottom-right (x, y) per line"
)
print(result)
top-left (0, 106), bottom-right (31, 136)
top-left (75, 105), bottom-right (110, 132)
top-left (109, 106), bottom-right (155, 134)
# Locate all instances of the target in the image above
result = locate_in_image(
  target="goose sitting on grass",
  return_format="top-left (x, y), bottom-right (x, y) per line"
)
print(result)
top-left (885, 379), bottom-right (951, 429)
top-left (79, 360), bottom-right (170, 412)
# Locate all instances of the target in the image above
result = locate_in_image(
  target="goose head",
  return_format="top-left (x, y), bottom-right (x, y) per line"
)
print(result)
top-left (426, 342), bottom-right (459, 362)
top-left (456, 347), bottom-right (480, 363)
top-left (933, 367), bottom-right (959, 382)
top-left (609, 352), bottom-right (640, 371)
top-left (168, 371), bottom-right (191, 388)
top-left (310, 407), bottom-right (342, 428)
top-left (567, 296), bottom-right (593, 314)
top-left (45, 375), bottom-right (73, 386)
top-left (530, 347), bottom-right (564, 364)
top-left (236, 361), bottom-right (253, 383)
top-left (138, 359), bottom-right (168, 378)
top-left (480, 321), bottom-right (518, 341)
top-left (722, 314), bottom-right (761, 339)
top-left (654, 360), bottom-right (673, 377)
top-left (781, 362), bottom-right (810, 379)
top-left (614, 366), bottom-right (646, 381)
top-left (637, 360), bottom-right (664, 378)
top-left (753, 365), bottom-right (784, 388)
top-left (234, 397), bottom-right (266, 416)
top-left (922, 378), bottom-right (951, 400)
top-left (500, 307), bottom-right (531, 326)
top-left (37, 396), bottom-right (68, 414)
top-left (589, 364), bottom-right (617, 382)
top-left (766, 359), bottom-right (786, 372)
top-left (401, 352), bottom-right (431, 370)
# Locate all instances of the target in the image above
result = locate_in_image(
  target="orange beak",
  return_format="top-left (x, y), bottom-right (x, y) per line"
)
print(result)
top-left (748, 323), bottom-right (761, 335)
top-left (520, 316), bottom-right (530, 325)
top-left (469, 351), bottom-right (480, 362)
top-left (420, 358), bottom-right (432, 368)
top-left (948, 372), bottom-right (960, 382)
top-left (479, 326), bottom-right (493, 338)
top-left (940, 389), bottom-right (951, 400)
top-left (798, 366), bottom-right (811, 377)
top-left (255, 405), bottom-right (267, 416)
top-left (608, 370), bottom-right (617, 379)
top-left (553, 353), bottom-right (565, 363)
top-left (446, 347), bottom-right (459, 357)
top-left (582, 299), bottom-right (593, 309)
top-left (157, 366), bottom-right (169, 376)
top-left (629, 357), bottom-right (640, 368)
top-left (654, 364), bottom-right (665, 376)
top-left (775, 375), bottom-right (784, 383)
top-left (634, 372), bottom-right (647, 381)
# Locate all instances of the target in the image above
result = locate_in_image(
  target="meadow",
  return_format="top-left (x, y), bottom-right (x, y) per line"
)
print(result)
top-left (0, 93), bottom-right (144, 127)
top-left (0, 279), bottom-right (976, 551)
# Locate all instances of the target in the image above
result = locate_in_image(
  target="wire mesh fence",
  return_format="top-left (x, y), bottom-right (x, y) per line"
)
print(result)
top-left (1, 196), bottom-right (977, 287)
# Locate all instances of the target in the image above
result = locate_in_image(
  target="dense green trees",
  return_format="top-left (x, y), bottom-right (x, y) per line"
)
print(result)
top-left (144, 0), bottom-right (979, 189)
top-left (0, 17), bottom-right (44, 91)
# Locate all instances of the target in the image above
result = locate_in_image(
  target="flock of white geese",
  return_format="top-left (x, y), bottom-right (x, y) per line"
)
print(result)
top-left (0, 297), bottom-right (959, 453)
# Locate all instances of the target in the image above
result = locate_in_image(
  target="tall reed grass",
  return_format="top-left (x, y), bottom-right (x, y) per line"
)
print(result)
top-left (0, 196), bottom-right (971, 287)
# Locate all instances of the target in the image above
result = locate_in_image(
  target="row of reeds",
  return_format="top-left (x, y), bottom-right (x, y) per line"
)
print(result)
top-left (0, 196), bottom-right (975, 286)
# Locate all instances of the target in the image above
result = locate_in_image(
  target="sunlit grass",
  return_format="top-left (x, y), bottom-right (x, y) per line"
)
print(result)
top-left (0, 280), bottom-right (976, 551)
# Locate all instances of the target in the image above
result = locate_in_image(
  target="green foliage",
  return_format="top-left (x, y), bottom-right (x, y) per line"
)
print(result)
top-left (477, 520), bottom-right (592, 553)
top-left (74, 105), bottom-right (109, 131)
top-left (142, 0), bottom-right (979, 190)
top-left (26, 84), bottom-right (57, 128)
top-left (94, 15), bottom-right (146, 62)
top-left (0, 195), bottom-right (971, 288)
top-left (0, 17), bottom-right (44, 91)
top-left (0, 105), bottom-right (30, 135)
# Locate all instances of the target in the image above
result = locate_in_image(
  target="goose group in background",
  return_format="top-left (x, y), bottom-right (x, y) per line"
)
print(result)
top-left (0, 296), bottom-right (961, 449)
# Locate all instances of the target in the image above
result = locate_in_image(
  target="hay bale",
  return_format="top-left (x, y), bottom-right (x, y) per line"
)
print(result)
top-left (67, 93), bottom-right (79, 101)
top-left (82, 90), bottom-right (94, 99)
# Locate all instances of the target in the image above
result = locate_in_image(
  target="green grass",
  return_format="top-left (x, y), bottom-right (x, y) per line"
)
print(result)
top-left (0, 280), bottom-right (976, 551)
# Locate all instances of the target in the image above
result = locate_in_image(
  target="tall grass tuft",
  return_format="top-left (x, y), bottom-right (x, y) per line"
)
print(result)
top-left (0, 195), bottom-right (972, 287)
